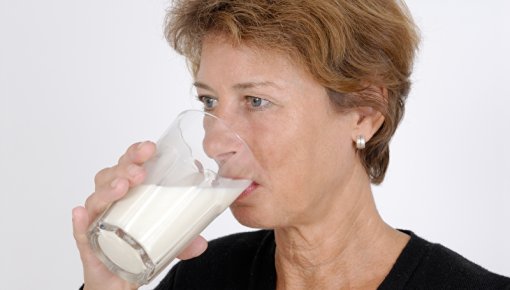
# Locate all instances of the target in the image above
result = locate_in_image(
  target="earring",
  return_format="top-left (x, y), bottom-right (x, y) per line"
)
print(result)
top-left (356, 135), bottom-right (366, 149)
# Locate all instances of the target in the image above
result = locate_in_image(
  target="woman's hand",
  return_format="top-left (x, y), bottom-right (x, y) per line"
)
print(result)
top-left (72, 141), bottom-right (208, 290)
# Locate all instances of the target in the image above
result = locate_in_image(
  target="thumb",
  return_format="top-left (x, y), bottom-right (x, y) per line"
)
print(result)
top-left (72, 206), bottom-right (101, 266)
top-left (177, 236), bottom-right (208, 260)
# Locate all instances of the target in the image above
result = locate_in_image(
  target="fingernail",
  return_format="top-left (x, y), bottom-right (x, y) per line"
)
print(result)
top-left (110, 178), bottom-right (120, 188)
top-left (137, 141), bottom-right (147, 149)
top-left (128, 165), bottom-right (140, 177)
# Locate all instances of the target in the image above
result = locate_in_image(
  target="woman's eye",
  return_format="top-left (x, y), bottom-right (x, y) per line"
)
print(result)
top-left (198, 96), bottom-right (218, 110)
top-left (247, 96), bottom-right (270, 109)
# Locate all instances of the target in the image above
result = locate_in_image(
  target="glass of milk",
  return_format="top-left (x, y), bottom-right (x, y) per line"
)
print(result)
top-left (87, 110), bottom-right (256, 285)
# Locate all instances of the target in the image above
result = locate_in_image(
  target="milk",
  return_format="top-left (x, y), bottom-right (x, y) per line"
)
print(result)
top-left (95, 180), bottom-right (250, 280)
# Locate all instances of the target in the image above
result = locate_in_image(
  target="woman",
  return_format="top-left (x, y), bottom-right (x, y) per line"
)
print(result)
top-left (73, 0), bottom-right (510, 289)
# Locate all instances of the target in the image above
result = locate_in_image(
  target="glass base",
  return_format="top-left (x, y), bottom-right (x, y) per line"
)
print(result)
top-left (88, 221), bottom-right (155, 285)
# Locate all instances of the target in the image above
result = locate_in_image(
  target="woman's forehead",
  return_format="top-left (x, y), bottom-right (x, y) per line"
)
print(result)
top-left (197, 36), bottom-right (314, 88)
top-left (201, 33), bottom-right (304, 66)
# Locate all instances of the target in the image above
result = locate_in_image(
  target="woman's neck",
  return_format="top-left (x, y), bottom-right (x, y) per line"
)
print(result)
top-left (273, 178), bottom-right (409, 290)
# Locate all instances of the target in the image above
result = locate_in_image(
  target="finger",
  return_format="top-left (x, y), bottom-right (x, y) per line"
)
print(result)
top-left (72, 206), bottom-right (103, 267)
top-left (118, 141), bottom-right (156, 168)
top-left (93, 141), bottom-right (156, 187)
top-left (85, 177), bottom-right (130, 220)
top-left (93, 166), bottom-right (116, 189)
top-left (177, 235), bottom-right (208, 260)
top-left (94, 163), bottom-right (147, 191)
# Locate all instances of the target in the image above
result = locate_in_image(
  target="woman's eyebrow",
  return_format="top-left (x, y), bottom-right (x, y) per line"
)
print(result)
top-left (232, 81), bottom-right (281, 90)
top-left (193, 81), bottom-right (281, 92)
top-left (193, 81), bottom-right (215, 92)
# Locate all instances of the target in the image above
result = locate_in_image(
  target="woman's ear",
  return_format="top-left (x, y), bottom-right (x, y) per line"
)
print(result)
top-left (351, 86), bottom-right (387, 143)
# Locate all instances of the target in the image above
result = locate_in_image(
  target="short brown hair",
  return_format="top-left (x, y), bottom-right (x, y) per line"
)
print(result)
top-left (165, 0), bottom-right (420, 184)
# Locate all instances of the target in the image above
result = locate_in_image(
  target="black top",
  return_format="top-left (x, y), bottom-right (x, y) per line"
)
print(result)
top-left (156, 230), bottom-right (510, 290)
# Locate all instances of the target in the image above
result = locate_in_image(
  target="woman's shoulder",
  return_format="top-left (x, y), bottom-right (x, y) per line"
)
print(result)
top-left (380, 230), bottom-right (510, 289)
top-left (154, 230), bottom-right (276, 290)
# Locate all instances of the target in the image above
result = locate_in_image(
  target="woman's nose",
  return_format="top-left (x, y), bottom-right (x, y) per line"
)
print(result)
top-left (202, 114), bottom-right (243, 167)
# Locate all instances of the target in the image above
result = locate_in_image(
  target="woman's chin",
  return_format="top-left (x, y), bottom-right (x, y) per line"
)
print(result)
top-left (229, 206), bottom-right (274, 229)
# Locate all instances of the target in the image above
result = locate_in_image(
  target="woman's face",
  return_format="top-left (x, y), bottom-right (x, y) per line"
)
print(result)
top-left (196, 35), bottom-right (360, 229)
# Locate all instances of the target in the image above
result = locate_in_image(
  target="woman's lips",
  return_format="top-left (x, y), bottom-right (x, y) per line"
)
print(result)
top-left (236, 181), bottom-right (259, 201)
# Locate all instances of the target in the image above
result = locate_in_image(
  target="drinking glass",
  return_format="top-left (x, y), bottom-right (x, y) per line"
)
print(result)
top-left (87, 110), bottom-right (256, 285)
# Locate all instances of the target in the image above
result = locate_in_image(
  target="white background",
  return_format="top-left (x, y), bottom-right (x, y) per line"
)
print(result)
top-left (1, 1), bottom-right (509, 289)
